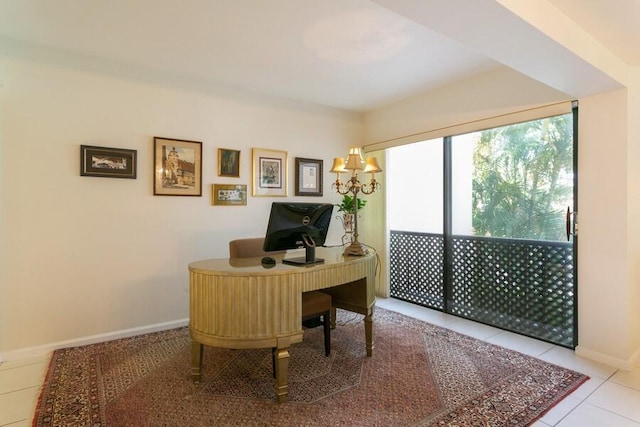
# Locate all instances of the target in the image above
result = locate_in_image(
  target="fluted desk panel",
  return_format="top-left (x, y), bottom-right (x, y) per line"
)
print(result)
top-left (188, 246), bottom-right (376, 402)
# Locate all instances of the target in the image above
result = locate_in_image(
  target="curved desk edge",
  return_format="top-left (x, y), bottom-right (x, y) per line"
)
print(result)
top-left (188, 246), bottom-right (377, 403)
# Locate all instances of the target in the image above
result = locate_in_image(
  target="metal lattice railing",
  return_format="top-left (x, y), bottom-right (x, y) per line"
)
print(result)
top-left (389, 231), bottom-right (444, 309)
top-left (390, 230), bottom-right (576, 348)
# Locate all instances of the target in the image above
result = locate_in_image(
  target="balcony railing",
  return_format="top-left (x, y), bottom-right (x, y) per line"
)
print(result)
top-left (390, 230), bottom-right (576, 348)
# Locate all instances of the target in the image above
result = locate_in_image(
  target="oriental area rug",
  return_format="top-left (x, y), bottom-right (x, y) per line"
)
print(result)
top-left (33, 308), bottom-right (588, 426)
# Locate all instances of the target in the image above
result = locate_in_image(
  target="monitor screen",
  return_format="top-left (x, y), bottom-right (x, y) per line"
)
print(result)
top-left (263, 202), bottom-right (333, 265)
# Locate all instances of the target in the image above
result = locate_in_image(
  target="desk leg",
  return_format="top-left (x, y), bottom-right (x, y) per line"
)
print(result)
top-left (274, 346), bottom-right (290, 403)
top-left (365, 309), bottom-right (374, 357)
top-left (191, 341), bottom-right (203, 382)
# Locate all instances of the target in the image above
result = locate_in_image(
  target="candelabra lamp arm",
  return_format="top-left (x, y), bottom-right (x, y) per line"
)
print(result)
top-left (333, 179), bottom-right (348, 195)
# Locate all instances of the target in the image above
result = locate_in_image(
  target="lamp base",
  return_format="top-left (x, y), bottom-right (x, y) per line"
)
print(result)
top-left (343, 240), bottom-right (367, 257)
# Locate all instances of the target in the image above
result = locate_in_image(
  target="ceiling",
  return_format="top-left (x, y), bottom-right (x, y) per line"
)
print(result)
top-left (548, 0), bottom-right (640, 65)
top-left (0, 0), bottom-right (637, 112)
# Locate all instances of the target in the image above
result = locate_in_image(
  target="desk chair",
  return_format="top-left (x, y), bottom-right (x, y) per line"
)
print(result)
top-left (229, 238), bottom-right (331, 357)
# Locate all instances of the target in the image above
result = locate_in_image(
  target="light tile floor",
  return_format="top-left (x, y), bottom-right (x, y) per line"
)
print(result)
top-left (1, 298), bottom-right (639, 426)
top-left (0, 354), bottom-right (50, 427)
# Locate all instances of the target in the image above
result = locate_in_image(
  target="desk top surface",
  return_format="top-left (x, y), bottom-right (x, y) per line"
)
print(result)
top-left (189, 246), bottom-right (375, 276)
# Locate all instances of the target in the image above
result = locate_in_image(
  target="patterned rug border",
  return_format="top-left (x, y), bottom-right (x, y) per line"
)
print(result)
top-left (33, 307), bottom-right (589, 426)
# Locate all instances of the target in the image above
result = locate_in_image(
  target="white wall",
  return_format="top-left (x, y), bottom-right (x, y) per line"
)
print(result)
top-left (387, 139), bottom-right (443, 233)
top-left (0, 51), bottom-right (360, 356)
top-left (627, 69), bottom-right (640, 364)
top-left (576, 89), bottom-right (640, 367)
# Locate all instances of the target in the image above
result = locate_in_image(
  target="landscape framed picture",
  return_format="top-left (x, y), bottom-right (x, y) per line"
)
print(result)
top-left (80, 145), bottom-right (137, 179)
top-left (294, 157), bottom-right (323, 196)
top-left (252, 148), bottom-right (287, 197)
top-left (212, 184), bottom-right (247, 206)
top-left (218, 148), bottom-right (240, 177)
top-left (153, 136), bottom-right (202, 196)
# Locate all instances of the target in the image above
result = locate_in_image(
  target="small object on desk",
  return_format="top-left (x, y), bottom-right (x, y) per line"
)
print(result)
top-left (261, 256), bottom-right (276, 267)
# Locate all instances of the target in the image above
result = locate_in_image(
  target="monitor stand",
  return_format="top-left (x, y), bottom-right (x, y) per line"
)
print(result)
top-left (282, 238), bottom-right (324, 266)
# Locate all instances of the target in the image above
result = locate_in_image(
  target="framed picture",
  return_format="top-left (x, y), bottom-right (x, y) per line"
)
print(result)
top-left (212, 184), bottom-right (247, 206)
top-left (252, 148), bottom-right (287, 197)
top-left (218, 148), bottom-right (240, 177)
top-left (153, 137), bottom-right (202, 196)
top-left (80, 145), bottom-right (137, 179)
top-left (295, 157), bottom-right (323, 197)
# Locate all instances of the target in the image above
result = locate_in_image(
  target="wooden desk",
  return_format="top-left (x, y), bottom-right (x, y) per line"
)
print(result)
top-left (188, 246), bottom-right (377, 402)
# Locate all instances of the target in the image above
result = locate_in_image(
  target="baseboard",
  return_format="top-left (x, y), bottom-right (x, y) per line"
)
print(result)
top-left (574, 344), bottom-right (636, 371)
top-left (0, 318), bottom-right (189, 363)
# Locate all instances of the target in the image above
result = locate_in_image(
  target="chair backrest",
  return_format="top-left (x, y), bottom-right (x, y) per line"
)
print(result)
top-left (229, 237), bottom-right (285, 258)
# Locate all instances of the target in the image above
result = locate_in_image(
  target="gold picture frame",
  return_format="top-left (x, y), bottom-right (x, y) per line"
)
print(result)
top-left (212, 184), bottom-right (247, 206)
top-left (252, 148), bottom-right (287, 197)
top-left (153, 137), bottom-right (202, 196)
top-left (218, 148), bottom-right (240, 177)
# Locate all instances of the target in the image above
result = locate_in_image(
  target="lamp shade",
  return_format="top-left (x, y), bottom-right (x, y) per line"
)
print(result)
top-left (348, 147), bottom-right (364, 161)
top-left (345, 153), bottom-right (364, 171)
top-left (330, 157), bottom-right (346, 173)
top-left (363, 157), bottom-right (383, 174)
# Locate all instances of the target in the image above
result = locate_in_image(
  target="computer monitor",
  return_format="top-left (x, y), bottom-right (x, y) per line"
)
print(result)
top-left (263, 202), bottom-right (333, 266)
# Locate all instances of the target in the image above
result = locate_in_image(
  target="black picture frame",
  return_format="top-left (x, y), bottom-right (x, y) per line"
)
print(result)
top-left (295, 157), bottom-right (323, 197)
top-left (80, 145), bottom-right (137, 179)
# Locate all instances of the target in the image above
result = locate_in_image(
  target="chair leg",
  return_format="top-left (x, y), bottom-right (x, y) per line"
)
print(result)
top-left (323, 310), bottom-right (331, 356)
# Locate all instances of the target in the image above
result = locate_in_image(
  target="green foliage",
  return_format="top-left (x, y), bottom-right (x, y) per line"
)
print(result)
top-left (336, 194), bottom-right (367, 214)
top-left (472, 114), bottom-right (573, 241)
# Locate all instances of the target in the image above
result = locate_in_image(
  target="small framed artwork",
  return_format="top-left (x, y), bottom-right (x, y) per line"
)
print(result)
top-left (80, 145), bottom-right (137, 179)
top-left (212, 184), bottom-right (247, 206)
top-left (218, 148), bottom-right (240, 177)
top-left (295, 157), bottom-right (323, 197)
top-left (252, 148), bottom-right (287, 197)
top-left (153, 137), bottom-right (202, 196)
